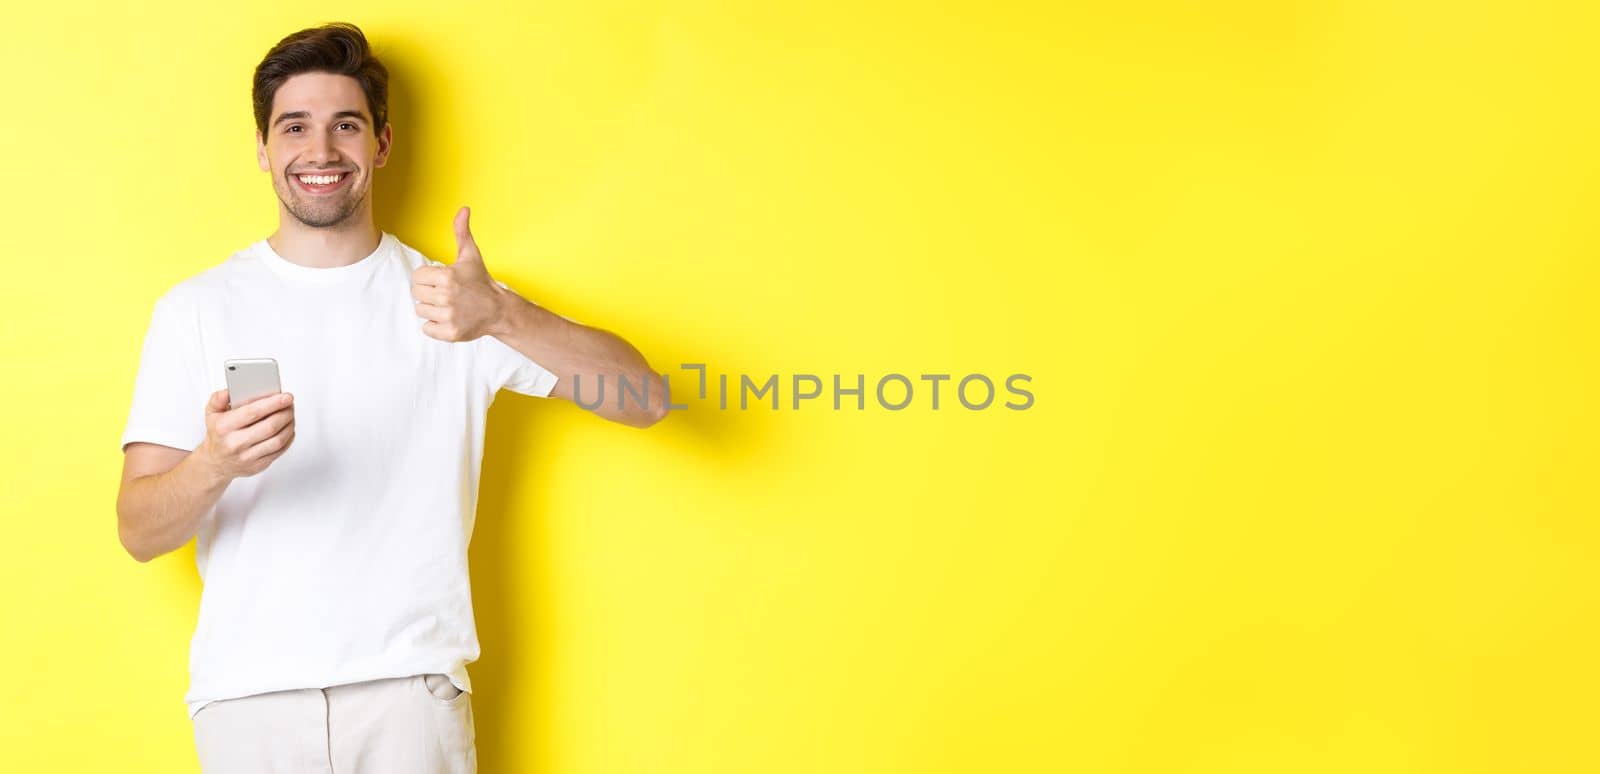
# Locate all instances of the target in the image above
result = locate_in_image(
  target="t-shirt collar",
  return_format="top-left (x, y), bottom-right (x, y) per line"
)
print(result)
top-left (257, 231), bottom-right (396, 283)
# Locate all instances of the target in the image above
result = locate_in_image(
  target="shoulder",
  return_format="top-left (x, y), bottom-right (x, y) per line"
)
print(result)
top-left (150, 242), bottom-right (257, 312)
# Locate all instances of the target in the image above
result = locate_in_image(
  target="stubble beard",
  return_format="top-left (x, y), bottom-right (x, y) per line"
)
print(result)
top-left (279, 170), bottom-right (367, 228)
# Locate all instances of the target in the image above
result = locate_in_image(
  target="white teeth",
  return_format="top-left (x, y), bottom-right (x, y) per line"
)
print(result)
top-left (297, 174), bottom-right (344, 185)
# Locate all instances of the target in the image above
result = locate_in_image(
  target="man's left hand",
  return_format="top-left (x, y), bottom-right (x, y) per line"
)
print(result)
top-left (411, 206), bottom-right (509, 342)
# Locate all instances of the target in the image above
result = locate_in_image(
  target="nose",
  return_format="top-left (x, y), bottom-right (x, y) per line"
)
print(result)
top-left (305, 131), bottom-right (341, 166)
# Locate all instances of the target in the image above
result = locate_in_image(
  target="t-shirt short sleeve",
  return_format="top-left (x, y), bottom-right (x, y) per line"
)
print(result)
top-left (481, 279), bottom-right (560, 398)
top-left (121, 292), bottom-right (208, 452)
top-left (480, 334), bottom-right (560, 397)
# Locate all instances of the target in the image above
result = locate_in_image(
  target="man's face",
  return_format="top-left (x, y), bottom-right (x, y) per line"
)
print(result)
top-left (256, 72), bottom-right (391, 228)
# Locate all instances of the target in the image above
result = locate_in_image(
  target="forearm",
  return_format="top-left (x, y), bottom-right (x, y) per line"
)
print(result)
top-left (489, 286), bottom-right (668, 428)
top-left (117, 448), bottom-right (232, 562)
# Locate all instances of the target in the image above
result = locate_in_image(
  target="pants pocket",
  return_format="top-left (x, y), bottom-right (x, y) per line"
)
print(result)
top-left (423, 673), bottom-right (465, 702)
top-left (415, 674), bottom-right (476, 773)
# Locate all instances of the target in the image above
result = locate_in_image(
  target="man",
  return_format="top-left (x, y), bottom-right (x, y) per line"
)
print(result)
top-left (115, 22), bottom-right (667, 773)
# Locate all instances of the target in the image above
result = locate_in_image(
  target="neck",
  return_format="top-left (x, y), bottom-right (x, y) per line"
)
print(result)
top-left (267, 207), bottom-right (382, 268)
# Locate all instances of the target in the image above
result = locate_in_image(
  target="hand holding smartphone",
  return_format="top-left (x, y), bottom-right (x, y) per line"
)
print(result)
top-left (201, 358), bottom-right (295, 480)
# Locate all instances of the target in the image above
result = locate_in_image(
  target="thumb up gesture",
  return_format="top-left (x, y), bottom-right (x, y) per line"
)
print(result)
top-left (411, 206), bottom-right (508, 342)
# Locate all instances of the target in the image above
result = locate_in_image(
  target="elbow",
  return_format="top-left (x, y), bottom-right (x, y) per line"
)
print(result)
top-left (618, 396), bottom-right (669, 429)
top-left (115, 501), bottom-right (153, 564)
top-left (639, 378), bottom-right (672, 428)
top-left (641, 398), bottom-right (670, 428)
top-left (580, 370), bottom-right (672, 428)
top-left (622, 372), bottom-right (671, 429)
top-left (118, 523), bottom-right (152, 564)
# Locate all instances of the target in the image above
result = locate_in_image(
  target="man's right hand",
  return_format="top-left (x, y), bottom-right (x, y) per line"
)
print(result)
top-left (196, 389), bottom-right (296, 480)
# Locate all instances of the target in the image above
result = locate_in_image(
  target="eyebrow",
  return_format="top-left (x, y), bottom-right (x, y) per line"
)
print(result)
top-left (272, 109), bottom-right (369, 128)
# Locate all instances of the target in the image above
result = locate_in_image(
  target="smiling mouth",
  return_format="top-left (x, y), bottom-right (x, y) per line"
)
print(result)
top-left (292, 171), bottom-right (351, 194)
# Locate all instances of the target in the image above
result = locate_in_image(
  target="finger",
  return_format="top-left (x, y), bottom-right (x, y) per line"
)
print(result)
top-left (454, 206), bottom-right (482, 264)
top-left (421, 319), bottom-right (456, 341)
top-left (207, 389), bottom-right (230, 414)
top-left (232, 405), bottom-right (294, 449)
top-left (242, 423), bottom-right (295, 464)
top-left (412, 264), bottom-right (451, 287)
top-left (253, 439), bottom-right (293, 468)
top-left (247, 443), bottom-right (291, 472)
top-left (414, 301), bottom-right (448, 322)
top-left (230, 393), bottom-right (290, 430)
top-left (221, 392), bottom-right (292, 433)
top-left (410, 283), bottom-right (449, 305)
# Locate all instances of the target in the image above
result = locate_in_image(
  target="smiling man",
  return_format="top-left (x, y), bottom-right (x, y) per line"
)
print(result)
top-left (115, 22), bottom-right (666, 774)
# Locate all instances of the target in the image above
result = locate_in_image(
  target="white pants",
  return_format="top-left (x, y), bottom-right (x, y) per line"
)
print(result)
top-left (192, 673), bottom-right (476, 773)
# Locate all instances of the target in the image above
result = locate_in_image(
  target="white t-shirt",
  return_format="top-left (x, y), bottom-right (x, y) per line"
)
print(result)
top-left (119, 231), bottom-right (558, 719)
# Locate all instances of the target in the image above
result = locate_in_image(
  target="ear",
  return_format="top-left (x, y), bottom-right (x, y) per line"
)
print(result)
top-left (374, 123), bottom-right (393, 169)
top-left (256, 130), bottom-right (269, 172)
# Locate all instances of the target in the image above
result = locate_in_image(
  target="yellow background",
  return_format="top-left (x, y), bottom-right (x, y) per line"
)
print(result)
top-left (2, 1), bottom-right (1595, 771)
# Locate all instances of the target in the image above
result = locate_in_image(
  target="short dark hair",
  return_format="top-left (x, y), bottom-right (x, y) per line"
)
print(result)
top-left (252, 22), bottom-right (389, 138)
